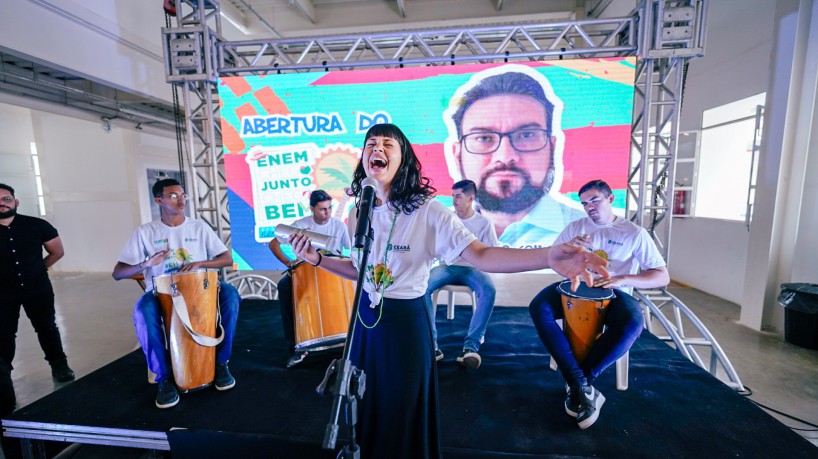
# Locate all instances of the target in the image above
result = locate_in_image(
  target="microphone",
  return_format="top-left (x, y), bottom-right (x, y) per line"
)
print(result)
top-left (353, 177), bottom-right (378, 248)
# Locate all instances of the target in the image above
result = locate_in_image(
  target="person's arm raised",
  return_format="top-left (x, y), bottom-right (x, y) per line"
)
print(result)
top-left (460, 240), bottom-right (609, 291)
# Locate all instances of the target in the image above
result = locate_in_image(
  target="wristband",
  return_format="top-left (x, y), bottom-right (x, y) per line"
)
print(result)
top-left (313, 252), bottom-right (323, 267)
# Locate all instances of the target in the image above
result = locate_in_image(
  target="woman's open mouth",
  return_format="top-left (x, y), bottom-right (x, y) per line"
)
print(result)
top-left (370, 157), bottom-right (387, 171)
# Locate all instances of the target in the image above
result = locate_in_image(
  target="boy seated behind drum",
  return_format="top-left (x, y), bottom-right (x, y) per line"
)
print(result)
top-left (424, 180), bottom-right (498, 369)
top-left (112, 178), bottom-right (240, 409)
top-left (528, 179), bottom-right (669, 429)
top-left (268, 190), bottom-right (351, 368)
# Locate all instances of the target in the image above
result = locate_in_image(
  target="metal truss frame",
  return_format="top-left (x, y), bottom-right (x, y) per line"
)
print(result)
top-left (161, 0), bottom-right (743, 392)
top-left (215, 16), bottom-right (637, 73)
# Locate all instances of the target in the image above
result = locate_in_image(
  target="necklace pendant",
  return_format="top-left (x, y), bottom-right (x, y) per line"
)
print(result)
top-left (369, 290), bottom-right (382, 308)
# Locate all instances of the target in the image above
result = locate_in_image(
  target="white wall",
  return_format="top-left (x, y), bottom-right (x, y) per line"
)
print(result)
top-left (669, 0), bottom-right (818, 332)
top-left (741, 0), bottom-right (818, 332)
top-left (668, 218), bottom-right (748, 305)
top-left (666, 0), bottom-right (775, 306)
top-left (0, 0), bottom-right (171, 102)
top-left (0, 100), bottom-right (181, 272)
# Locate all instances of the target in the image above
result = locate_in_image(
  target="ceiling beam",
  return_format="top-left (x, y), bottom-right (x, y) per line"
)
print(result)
top-left (219, 0), bottom-right (250, 33)
top-left (289, 0), bottom-right (316, 24)
top-left (588, 0), bottom-right (614, 18)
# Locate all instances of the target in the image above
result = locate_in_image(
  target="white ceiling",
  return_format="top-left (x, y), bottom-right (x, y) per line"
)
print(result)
top-left (218, 0), bottom-right (607, 39)
top-left (0, 0), bottom-right (627, 132)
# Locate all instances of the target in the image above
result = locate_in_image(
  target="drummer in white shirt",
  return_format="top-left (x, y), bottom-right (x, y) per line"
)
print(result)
top-left (112, 178), bottom-right (240, 409)
top-left (268, 189), bottom-right (351, 367)
top-left (528, 179), bottom-right (669, 430)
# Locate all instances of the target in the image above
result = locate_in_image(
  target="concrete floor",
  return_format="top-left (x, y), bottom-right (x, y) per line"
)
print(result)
top-left (2, 271), bottom-right (817, 457)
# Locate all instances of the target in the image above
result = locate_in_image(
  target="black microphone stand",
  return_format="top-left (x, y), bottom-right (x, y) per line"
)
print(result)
top-left (317, 226), bottom-right (373, 458)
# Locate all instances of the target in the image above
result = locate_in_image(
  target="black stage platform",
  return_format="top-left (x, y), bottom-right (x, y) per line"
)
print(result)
top-left (3, 299), bottom-right (816, 458)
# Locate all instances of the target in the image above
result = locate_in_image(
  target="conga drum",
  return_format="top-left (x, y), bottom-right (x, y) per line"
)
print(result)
top-left (290, 259), bottom-right (354, 352)
top-left (154, 270), bottom-right (222, 392)
top-left (557, 280), bottom-right (616, 365)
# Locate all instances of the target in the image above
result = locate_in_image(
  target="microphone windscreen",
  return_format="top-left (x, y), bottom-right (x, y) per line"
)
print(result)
top-left (361, 177), bottom-right (378, 189)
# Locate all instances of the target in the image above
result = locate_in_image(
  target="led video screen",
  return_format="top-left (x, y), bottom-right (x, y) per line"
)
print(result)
top-left (218, 58), bottom-right (636, 270)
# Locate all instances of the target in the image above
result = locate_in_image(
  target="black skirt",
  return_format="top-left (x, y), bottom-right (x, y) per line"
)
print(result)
top-left (349, 295), bottom-right (441, 459)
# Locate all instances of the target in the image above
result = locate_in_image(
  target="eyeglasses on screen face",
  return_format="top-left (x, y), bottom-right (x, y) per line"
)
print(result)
top-left (460, 129), bottom-right (550, 154)
top-left (0, 196), bottom-right (15, 203)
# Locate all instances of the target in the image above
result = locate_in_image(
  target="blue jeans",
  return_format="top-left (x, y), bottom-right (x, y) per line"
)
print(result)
top-left (425, 265), bottom-right (496, 352)
top-left (133, 281), bottom-right (240, 382)
top-left (528, 282), bottom-right (643, 387)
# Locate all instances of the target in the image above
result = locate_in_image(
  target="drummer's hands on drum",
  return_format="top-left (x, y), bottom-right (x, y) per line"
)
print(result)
top-left (289, 232), bottom-right (321, 266)
top-left (593, 275), bottom-right (626, 289)
top-left (548, 242), bottom-right (609, 292)
top-left (178, 261), bottom-right (203, 272)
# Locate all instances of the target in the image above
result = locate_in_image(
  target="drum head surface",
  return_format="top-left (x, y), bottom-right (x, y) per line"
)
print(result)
top-left (557, 280), bottom-right (615, 301)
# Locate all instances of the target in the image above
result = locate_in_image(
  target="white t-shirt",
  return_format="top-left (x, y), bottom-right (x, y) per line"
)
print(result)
top-left (117, 217), bottom-right (228, 291)
top-left (555, 217), bottom-right (666, 294)
top-left (351, 199), bottom-right (476, 300)
top-left (450, 211), bottom-right (498, 268)
top-left (289, 215), bottom-right (351, 255)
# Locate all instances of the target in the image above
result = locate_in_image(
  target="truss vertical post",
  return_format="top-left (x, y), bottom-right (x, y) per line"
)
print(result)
top-left (163, 0), bottom-right (230, 250)
top-left (629, 0), bottom-right (706, 262)
top-left (630, 57), bottom-right (684, 260)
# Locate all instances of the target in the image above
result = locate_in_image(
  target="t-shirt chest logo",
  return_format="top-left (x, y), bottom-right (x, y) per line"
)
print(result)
top-left (605, 239), bottom-right (624, 247)
top-left (386, 243), bottom-right (410, 253)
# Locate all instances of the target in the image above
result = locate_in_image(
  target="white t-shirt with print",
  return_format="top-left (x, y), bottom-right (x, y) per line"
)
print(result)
top-left (117, 217), bottom-right (228, 291)
top-left (450, 211), bottom-right (498, 268)
top-left (289, 215), bottom-right (351, 255)
top-left (351, 199), bottom-right (476, 300)
top-left (554, 217), bottom-right (666, 294)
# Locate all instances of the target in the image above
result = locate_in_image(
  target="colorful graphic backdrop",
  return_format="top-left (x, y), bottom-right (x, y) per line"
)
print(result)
top-left (219, 58), bottom-right (636, 270)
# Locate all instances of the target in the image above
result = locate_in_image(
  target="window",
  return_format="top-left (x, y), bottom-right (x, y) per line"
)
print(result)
top-left (30, 142), bottom-right (46, 216)
top-left (694, 93), bottom-right (765, 221)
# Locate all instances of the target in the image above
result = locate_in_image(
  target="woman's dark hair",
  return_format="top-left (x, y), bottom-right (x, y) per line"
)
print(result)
top-left (348, 123), bottom-right (436, 214)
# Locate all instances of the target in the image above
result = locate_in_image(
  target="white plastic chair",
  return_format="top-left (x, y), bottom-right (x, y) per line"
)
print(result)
top-left (431, 285), bottom-right (477, 320)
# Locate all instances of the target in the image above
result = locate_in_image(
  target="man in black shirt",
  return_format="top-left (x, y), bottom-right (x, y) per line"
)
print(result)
top-left (0, 183), bottom-right (74, 423)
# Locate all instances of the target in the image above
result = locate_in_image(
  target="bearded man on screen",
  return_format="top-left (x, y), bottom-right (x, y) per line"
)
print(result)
top-left (443, 64), bottom-right (584, 249)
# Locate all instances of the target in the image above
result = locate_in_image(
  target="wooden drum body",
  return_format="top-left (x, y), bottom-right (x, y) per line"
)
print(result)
top-left (557, 280), bottom-right (615, 365)
top-left (154, 270), bottom-right (219, 392)
top-left (290, 260), bottom-right (354, 352)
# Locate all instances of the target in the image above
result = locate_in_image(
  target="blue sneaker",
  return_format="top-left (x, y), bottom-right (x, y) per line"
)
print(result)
top-left (577, 385), bottom-right (606, 429)
top-left (456, 349), bottom-right (481, 369)
top-left (155, 380), bottom-right (179, 409)
top-left (286, 351), bottom-right (308, 368)
top-left (564, 384), bottom-right (582, 418)
top-left (214, 363), bottom-right (236, 391)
